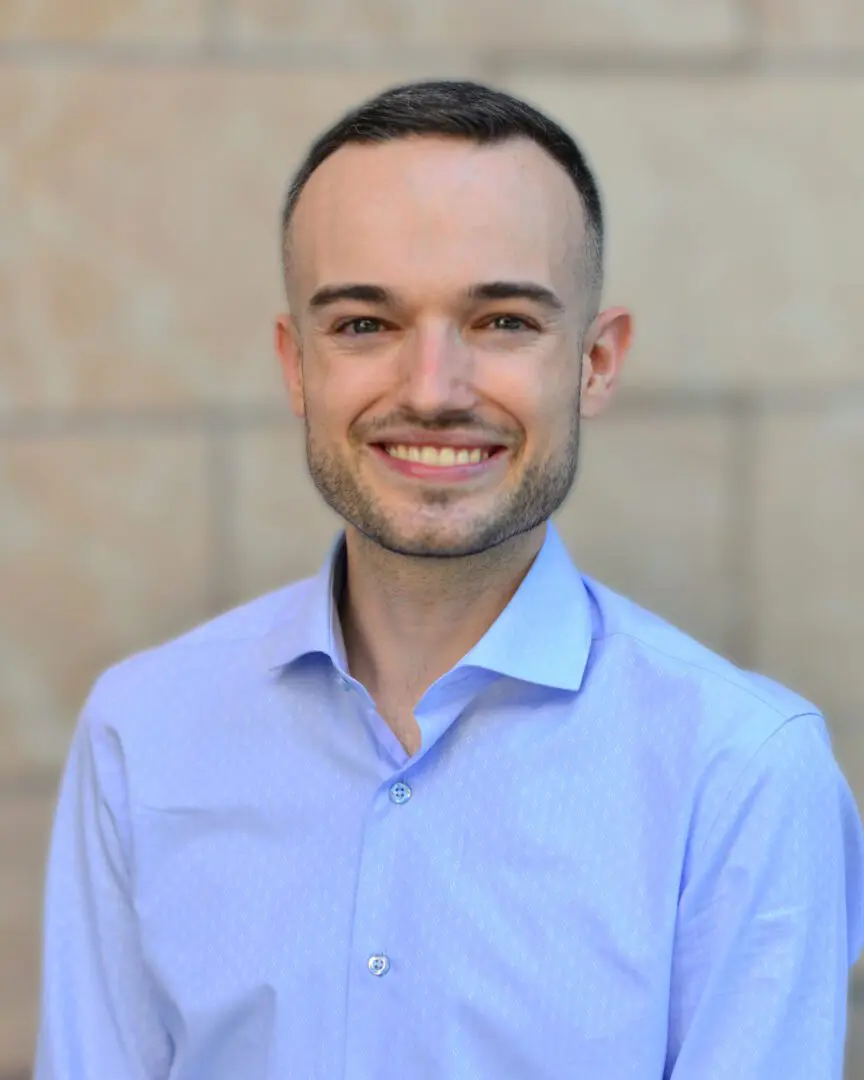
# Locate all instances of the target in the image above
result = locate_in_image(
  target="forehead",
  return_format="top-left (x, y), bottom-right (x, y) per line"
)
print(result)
top-left (288, 136), bottom-right (585, 302)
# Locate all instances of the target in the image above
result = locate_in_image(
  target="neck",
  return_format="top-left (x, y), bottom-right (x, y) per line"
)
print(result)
top-left (339, 524), bottom-right (547, 707)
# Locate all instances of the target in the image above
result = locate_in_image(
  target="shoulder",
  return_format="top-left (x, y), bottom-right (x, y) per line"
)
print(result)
top-left (579, 574), bottom-right (835, 819)
top-left (582, 577), bottom-right (864, 939)
top-left (81, 575), bottom-right (315, 736)
top-left (584, 573), bottom-right (820, 731)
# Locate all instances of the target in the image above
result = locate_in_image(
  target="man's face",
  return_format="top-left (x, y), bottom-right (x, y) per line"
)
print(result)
top-left (279, 135), bottom-right (618, 559)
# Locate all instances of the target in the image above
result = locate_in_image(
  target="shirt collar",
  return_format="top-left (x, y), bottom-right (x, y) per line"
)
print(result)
top-left (263, 522), bottom-right (593, 694)
top-left (457, 523), bottom-right (593, 692)
top-left (262, 532), bottom-right (348, 673)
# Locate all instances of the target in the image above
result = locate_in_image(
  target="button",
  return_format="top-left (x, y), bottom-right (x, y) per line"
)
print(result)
top-left (337, 673), bottom-right (352, 692)
top-left (368, 954), bottom-right (390, 977)
top-left (389, 781), bottom-right (412, 805)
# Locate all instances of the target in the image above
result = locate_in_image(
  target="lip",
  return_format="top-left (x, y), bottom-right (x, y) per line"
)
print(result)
top-left (369, 443), bottom-right (507, 484)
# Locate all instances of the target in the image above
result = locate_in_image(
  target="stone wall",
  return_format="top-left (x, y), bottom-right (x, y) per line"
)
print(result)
top-left (2, 0), bottom-right (863, 1074)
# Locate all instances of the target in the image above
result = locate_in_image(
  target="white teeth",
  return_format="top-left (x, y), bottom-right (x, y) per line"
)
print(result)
top-left (385, 444), bottom-right (492, 466)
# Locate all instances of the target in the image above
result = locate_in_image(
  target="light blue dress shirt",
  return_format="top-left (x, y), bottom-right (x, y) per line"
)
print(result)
top-left (36, 524), bottom-right (864, 1079)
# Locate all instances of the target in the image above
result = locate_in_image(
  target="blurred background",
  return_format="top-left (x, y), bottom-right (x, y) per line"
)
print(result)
top-left (2, 0), bottom-right (864, 1076)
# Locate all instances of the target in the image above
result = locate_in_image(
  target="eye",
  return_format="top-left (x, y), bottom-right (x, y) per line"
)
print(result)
top-left (334, 317), bottom-right (386, 335)
top-left (483, 314), bottom-right (537, 332)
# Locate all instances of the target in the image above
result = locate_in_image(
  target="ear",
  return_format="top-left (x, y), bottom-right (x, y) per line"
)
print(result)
top-left (275, 314), bottom-right (305, 418)
top-left (580, 307), bottom-right (633, 419)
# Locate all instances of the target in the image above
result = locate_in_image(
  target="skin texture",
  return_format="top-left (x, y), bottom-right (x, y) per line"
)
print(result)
top-left (276, 135), bottom-right (632, 752)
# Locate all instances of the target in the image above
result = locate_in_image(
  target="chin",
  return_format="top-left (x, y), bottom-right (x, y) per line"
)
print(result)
top-left (375, 531), bottom-right (472, 559)
top-left (360, 515), bottom-right (508, 560)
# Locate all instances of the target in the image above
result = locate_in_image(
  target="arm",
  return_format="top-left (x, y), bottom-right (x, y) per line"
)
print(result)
top-left (34, 690), bottom-right (172, 1079)
top-left (667, 713), bottom-right (864, 1079)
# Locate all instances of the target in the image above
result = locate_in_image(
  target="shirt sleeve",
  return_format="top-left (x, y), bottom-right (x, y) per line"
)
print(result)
top-left (667, 713), bottom-right (864, 1080)
top-left (33, 691), bottom-right (172, 1080)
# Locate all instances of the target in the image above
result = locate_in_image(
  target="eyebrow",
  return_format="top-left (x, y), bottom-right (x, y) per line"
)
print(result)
top-left (308, 283), bottom-right (393, 310)
top-left (466, 281), bottom-right (565, 313)
top-left (307, 280), bottom-right (565, 313)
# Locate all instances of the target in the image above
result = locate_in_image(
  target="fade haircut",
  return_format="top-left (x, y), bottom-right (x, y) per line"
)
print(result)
top-left (281, 79), bottom-right (605, 316)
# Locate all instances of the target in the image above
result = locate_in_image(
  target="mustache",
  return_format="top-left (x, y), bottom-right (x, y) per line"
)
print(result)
top-left (354, 410), bottom-right (512, 441)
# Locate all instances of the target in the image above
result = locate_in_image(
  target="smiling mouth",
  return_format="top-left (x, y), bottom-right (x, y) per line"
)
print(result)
top-left (378, 443), bottom-right (503, 467)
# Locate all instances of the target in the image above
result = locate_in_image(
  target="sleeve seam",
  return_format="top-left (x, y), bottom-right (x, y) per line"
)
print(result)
top-left (691, 710), bottom-right (826, 864)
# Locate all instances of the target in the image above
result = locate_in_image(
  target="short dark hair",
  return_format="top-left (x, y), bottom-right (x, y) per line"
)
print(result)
top-left (281, 79), bottom-right (604, 308)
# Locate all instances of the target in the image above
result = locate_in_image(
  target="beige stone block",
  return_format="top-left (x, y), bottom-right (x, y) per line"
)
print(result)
top-left (0, 433), bottom-right (210, 780)
top-left (0, 69), bottom-right (441, 409)
top-left (752, 404), bottom-right (864, 789)
top-left (0, 0), bottom-right (203, 42)
top-left (848, 997), bottom-right (864, 1080)
top-left (230, 421), bottom-right (343, 604)
top-left (0, 791), bottom-right (54, 1074)
top-left (756, 0), bottom-right (864, 52)
top-left (501, 76), bottom-right (864, 390)
top-left (556, 409), bottom-right (735, 658)
top-left (223, 0), bottom-right (745, 52)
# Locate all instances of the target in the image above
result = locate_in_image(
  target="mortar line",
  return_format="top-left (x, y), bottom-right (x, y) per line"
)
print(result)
top-left (0, 404), bottom-right (288, 438)
top-left (2, 40), bottom-right (864, 76)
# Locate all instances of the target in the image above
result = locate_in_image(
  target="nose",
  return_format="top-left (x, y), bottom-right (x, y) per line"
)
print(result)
top-left (396, 321), bottom-right (475, 416)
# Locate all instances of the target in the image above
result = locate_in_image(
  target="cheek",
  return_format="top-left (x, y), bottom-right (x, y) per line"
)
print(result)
top-left (303, 367), bottom-right (381, 441)
top-left (496, 378), bottom-right (575, 441)
top-left (525, 394), bottom-right (581, 465)
top-left (476, 348), bottom-right (578, 429)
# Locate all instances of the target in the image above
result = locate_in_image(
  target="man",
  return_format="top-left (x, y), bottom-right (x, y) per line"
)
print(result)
top-left (36, 79), bottom-right (864, 1079)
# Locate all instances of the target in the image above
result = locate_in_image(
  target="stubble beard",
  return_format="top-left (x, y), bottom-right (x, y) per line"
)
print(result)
top-left (303, 403), bottom-right (581, 559)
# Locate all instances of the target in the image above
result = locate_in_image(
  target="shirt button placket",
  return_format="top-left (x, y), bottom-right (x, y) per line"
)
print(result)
top-left (343, 774), bottom-right (415, 1080)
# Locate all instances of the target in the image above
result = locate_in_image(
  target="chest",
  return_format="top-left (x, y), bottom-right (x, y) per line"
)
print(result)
top-left (131, 737), bottom-right (682, 1079)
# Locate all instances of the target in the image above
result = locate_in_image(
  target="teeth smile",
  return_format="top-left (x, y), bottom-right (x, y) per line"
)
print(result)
top-left (384, 445), bottom-right (492, 466)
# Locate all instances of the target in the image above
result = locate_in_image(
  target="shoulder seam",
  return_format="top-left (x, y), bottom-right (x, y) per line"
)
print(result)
top-left (592, 630), bottom-right (804, 720)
